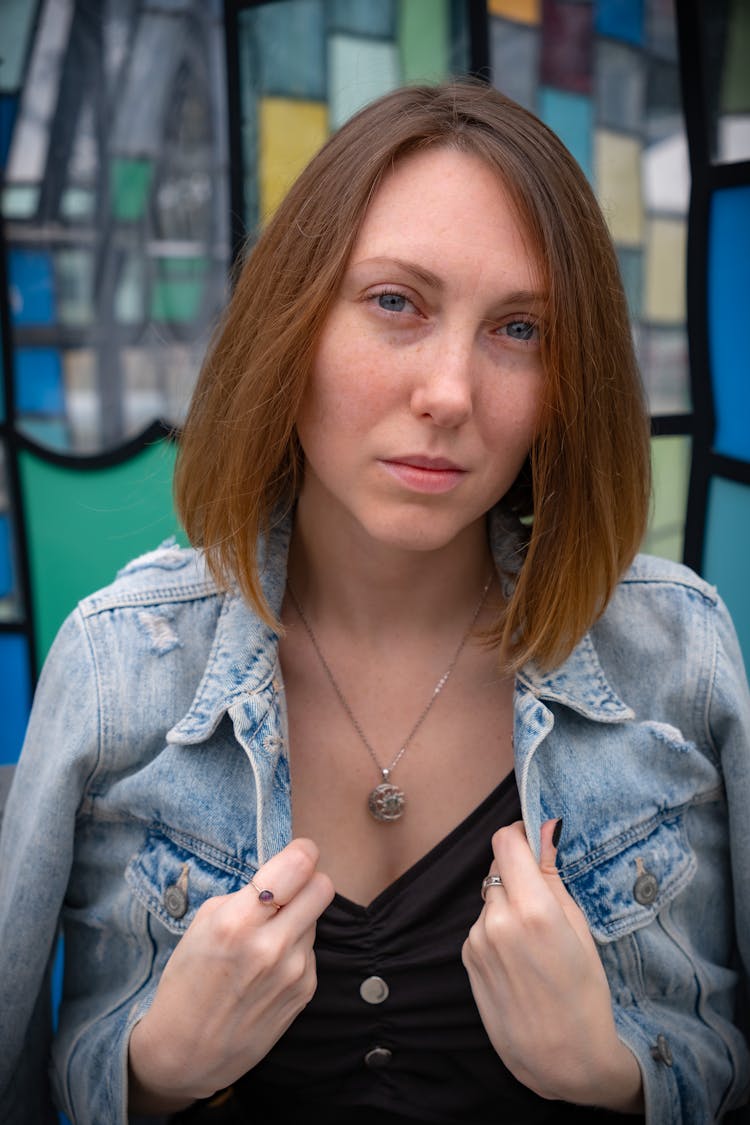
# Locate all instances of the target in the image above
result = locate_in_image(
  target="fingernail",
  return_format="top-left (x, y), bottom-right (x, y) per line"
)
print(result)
top-left (552, 817), bottom-right (563, 848)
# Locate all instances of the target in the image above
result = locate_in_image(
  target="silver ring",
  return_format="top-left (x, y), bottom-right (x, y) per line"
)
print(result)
top-left (481, 873), bottom-right (504, 901)
top-left (250, 878), bottom-right (281, 911)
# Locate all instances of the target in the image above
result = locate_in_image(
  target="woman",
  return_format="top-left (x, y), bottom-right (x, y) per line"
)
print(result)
top-left (1, 81), bottom-right (748, 1125)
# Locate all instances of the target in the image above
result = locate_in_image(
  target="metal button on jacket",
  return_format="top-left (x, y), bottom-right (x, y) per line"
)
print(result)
top-left (650, 1034), bottom-right (673, 1066)
top-left (364, 1047), bottom-right (392, 1069)
top-left (633, 870), bottom-right (659, 906)
top-left (360, 976), bottom-right (389, 1004)
top-left (163, 883), bottom-right (188, 919)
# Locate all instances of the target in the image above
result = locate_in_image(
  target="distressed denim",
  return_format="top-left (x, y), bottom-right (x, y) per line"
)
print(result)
top-left (1, 511), bottom-right (749, 1124)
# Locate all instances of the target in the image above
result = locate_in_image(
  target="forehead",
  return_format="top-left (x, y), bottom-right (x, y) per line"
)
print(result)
top-left (350, 146), bottom-right (540, 280)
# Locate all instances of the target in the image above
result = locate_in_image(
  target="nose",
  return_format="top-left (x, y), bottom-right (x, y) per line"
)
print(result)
top-left (409, 333), bottom-right (474, 428)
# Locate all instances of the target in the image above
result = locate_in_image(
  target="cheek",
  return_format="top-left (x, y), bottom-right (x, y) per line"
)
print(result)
top-left (481, 375), bottom-right (544, 450)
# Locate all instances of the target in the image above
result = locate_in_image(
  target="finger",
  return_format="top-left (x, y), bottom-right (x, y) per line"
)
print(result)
top-left (489, 820), bottom-right (546, 905)
top-left (241, 837), bottom-right (323, 915)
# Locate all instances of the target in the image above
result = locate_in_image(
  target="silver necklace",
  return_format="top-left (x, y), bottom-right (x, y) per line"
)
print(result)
top-left (286, 574), bottom-right (493, 823)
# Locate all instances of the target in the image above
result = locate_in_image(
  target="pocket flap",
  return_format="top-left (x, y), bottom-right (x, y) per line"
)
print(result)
top-left (562, 814), bottom-right (696, 943)
top-left (126, 827), bottom-right (253, 935)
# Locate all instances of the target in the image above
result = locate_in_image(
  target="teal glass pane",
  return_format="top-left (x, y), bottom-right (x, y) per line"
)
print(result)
top-left (617, 248), bottom-right (643, 319)
top-left (703, 476), bottom-right (750, 669)
top-left (328, 0), bottom-right (395, 36)
top-left (55, 249), bottom-right (94, 328)
top-left (595, 0), bottom-right (644, 46)
top-left (8, 247), bottom-right (55, 325)
top-left (1, 184), bottom-right (39, 218)
top-left (0, 633), bottom-right (31, 765)
top-left (239, 0), bottom-right (326, 99)
top-left (14, 348), bottom-right (64, 415)
top-left (328, 34), bottom-right (400, 130)
top-left (709, 185), bottom-right (750, 461)
top-left (538, 88), bottom-right (593, 182)
top-left (0, 0), bottom-right (39, 91)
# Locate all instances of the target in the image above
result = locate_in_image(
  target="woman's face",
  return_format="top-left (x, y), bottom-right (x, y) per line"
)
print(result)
top-left (295, 146), bottom-right (546, 556)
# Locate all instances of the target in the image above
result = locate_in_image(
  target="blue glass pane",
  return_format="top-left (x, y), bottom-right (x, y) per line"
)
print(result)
top-left (709, 185), bottom-right (750, 461)
top-left (0, 632), bottom-right (31, 765)
top-left (15, 348), bottom-right (65, 415)
top-left (703, 476), bottom-right (750, 671)
top-left (0, 514), bottom-right (13, 598)
top-left (538, 88), bottom-right (593, 182)
top-left (595, 0), bottom-right (644, 46)
top-left (8, 247), bottom-right (56, 325)
top-left (0, 94), bottom-right (18, 168)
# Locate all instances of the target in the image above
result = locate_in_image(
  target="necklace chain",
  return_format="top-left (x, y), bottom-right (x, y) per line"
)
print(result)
top-left (286, 574), bottom-right (493, 788)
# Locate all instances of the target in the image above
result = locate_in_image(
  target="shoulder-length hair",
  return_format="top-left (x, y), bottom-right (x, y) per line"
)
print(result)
top-left (174, 79), bottom-right (651, 673)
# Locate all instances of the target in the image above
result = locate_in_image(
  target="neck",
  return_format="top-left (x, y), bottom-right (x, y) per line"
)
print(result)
top-left (285, 497), bottom-right (495, 640)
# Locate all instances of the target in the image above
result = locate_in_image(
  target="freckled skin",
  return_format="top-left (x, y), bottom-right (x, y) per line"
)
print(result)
top-left (295, 147), bottom-right (546, 561)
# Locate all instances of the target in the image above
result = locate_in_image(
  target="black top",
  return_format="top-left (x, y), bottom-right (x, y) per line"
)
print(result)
top-left (228, 773), bottom-right (641, 1125)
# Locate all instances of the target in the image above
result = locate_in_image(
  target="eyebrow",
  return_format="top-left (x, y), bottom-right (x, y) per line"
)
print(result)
top-left (351, 256), bottom-right (444, 290)
top-left (349, 256), bottom-right (546, 308)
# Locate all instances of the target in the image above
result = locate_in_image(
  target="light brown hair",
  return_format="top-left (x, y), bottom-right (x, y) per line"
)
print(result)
top-left (174, 79), bottom-right (651, 672)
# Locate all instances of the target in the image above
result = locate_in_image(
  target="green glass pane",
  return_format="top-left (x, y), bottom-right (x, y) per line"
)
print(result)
top-left (703, 475), bottom-right (750, 671)
top-left (150, 257), bottom-right (209, 322)
top-left (398, 0), bottom-right (449, 84)
top-left (111, 157), bottom-right (154, 221)
top-left (20, 440), bottom-right (187, 668)
top-left (642, 435), bottom-right (690, 563)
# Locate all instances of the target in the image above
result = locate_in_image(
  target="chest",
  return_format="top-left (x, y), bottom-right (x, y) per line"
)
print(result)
top-left (279, 639), bottom-right (516, 904)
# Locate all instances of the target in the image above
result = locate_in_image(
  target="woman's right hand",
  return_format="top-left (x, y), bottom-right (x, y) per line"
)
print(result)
top-left (127, 837), bottom-right (335, 1113)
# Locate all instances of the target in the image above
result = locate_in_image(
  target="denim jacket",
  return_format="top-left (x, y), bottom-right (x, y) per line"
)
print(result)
top-left (1, 512), bottom-right (749, 1125)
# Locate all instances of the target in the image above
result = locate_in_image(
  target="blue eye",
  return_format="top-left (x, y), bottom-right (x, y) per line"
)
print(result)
top-left (502, 319), bottom-right (538, 341)
top-left (377, 292), bottom-right (408, 312)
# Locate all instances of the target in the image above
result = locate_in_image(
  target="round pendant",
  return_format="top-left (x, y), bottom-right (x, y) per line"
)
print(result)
top-left (368, 781), bottom-right (405, 822)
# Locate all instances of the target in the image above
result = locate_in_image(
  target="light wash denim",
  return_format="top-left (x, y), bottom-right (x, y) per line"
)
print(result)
top-left (1, 510), bottom-right (749, 1125)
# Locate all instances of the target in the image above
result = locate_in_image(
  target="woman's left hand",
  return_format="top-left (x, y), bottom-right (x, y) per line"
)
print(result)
top-left (462, 818), bottom-right (644, 1113)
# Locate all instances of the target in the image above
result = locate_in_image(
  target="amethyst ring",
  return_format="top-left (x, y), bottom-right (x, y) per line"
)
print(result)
top-left (250, 878), bottom-right (281, 911)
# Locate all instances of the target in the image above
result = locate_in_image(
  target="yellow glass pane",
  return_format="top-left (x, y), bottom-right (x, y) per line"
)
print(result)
top-left (595, 130), bottom-right (643, 247)
top-left (644, 218), bottom-right (686, 324)
top-left (259, 97), bottom-right (328, 224)
top-left (488, 0), bottom-right (540, 24)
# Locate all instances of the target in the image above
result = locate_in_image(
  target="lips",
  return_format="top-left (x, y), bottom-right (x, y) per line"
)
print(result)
top-left (386, 455), bottom-right (465, 472)
top-left (379, 455), bottom-right (467, 494)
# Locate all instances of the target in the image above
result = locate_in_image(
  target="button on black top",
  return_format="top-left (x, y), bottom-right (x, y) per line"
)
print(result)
top-left (360, 976), bottom-right (389, 1004)
top-left (364, 1047), bottom-right (392, 1069)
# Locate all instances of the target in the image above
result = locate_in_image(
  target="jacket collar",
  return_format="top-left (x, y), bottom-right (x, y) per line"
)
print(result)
top-left (518, 636), bottom-right (634, 723)
top-left (168, 507), bottom-right (632, 745)
top-left (167, 516), bottom-right (292, 745)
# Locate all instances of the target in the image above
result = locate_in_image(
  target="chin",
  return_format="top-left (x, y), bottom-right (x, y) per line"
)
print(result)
top-left (361, 508), bottom-right (484, 554)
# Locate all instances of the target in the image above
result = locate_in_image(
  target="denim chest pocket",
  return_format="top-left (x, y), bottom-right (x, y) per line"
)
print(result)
top-left (561, 813), bottom-right (696, 943)
top-left (125, 826), bottom-right (253, 935)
